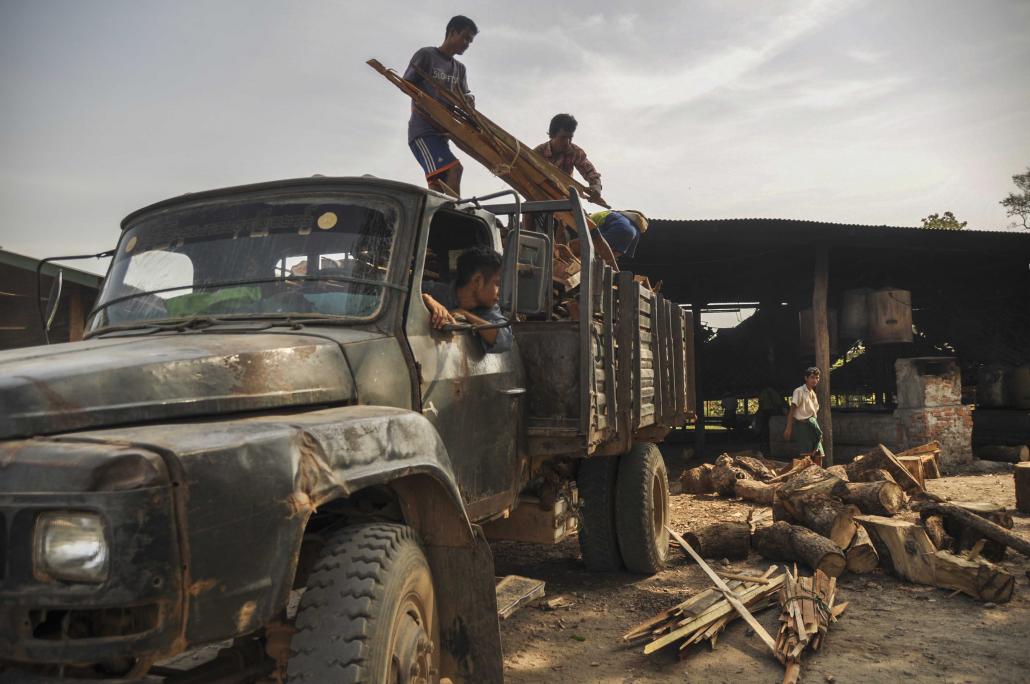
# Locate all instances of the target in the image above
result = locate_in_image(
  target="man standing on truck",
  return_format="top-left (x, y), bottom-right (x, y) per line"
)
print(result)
top-left (534, 113), bottom-right (603, 201)
top-left (421, 246), bottom-right (512, 353)
top-left (783, 367), bottom-right (824, 457)
top-left (404, 15), bottom-right (478, 197)
top-left (587, 209), bottom-right (648, 259)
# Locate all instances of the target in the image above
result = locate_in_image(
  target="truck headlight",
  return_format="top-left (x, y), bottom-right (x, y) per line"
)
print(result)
top-left (34, 513), bottom-right (110, 583)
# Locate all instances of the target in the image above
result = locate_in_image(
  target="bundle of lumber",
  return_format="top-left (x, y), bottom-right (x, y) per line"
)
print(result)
top-left (775, 568), bottom-right (847, 684)
top-left (624, 566), bottom-right (784, 656)
top-left (368, 58), bottom-right (606, 210)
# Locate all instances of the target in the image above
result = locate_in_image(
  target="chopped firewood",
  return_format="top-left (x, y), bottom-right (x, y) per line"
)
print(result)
top-left (913, 501), bottom-right (1030, 559)
top-left (495, 575), bottom-right (545, 619)
top-left (856, 515), bottom-right (1015, 603)
top-left (667, 527), bottom-right (781, 656)
top-left (752, 521), bottom-right (847, 577)
top-left (897, 441), bottom-right (943, 476)
top-left (736, 479), bottom-right (779, 505)
top-left (680, 463), bottom-right (715, 494)
top-left (775, 568), bottom-right (844, 684)
top-left (684, 521), bottom-right (751, 560)
top-left (843, 444), bottom-right (924, 495)
top-left (629, 559), bottom-right (784, 656)
top-left (897, 456), bottom-right (927, 488)
top-left (845, 525), bottom-right (879, 573)
top-left (837, 480), bottom-right (906, 516)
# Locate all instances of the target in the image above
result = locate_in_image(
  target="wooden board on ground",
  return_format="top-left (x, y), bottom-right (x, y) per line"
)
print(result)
top-left (496, 575), bottom-right (546, 619)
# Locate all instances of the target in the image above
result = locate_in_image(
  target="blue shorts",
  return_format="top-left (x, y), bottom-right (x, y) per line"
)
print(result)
top-left (409, 134), bottom-right (460, 179)
top-left (599, 212), bottom-right (641, 258)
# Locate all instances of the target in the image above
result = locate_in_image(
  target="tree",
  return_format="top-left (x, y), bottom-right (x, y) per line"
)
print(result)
top-left (1000, 168), bottom-right (1030, 230)
top-left (920, 211), bottom-right (966, 230)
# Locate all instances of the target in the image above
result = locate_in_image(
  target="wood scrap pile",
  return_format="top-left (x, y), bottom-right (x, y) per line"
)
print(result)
top-left (776, 568), bottom-right (846, 684)
top-left (623, 566), bottom-right (783, 656)
top-left (680, 443), bottom-right (1027, 602)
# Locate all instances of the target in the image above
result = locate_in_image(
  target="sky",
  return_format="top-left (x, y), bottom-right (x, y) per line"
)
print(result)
top-left (1, 0), bottom-right (1029, 275)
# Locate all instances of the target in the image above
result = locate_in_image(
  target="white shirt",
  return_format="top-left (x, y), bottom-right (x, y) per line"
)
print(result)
top-left (791, 384), bottom-right (819, 420)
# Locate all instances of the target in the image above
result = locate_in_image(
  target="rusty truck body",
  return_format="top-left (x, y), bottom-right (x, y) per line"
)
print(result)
top-left (0, 177), bottom-right (694, 683)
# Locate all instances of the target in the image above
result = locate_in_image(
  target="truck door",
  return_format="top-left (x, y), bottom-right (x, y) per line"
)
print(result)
top-left (404, 209), bottom-right (524, 520)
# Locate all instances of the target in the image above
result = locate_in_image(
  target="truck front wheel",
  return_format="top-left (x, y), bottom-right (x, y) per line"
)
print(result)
top-left (288, 522), bottom-right (437, 683)
top-left (615, 442), bottom-right (670, 574)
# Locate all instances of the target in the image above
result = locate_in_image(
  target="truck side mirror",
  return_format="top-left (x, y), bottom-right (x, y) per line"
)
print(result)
top-left (502, 231), bottom-right (552, 316)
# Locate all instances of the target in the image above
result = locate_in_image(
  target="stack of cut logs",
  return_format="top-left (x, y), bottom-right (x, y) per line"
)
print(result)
top-left (679, 442), bottom-right (1022, 603)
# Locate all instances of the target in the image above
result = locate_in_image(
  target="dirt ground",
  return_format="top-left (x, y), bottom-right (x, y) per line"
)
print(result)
top-left (493, 455), bottom-right (1030, 684)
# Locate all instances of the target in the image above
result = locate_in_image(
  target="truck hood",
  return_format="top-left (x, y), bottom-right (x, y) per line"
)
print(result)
top-left (0, 331), bottom-right (358, 439)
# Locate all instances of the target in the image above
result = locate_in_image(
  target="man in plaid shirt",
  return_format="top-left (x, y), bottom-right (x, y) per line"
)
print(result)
top-left (534, 113), bottom-right (603, 199)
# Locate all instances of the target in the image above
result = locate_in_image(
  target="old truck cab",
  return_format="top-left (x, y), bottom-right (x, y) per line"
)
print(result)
top-left (0, 177), bottom-right (555, 682)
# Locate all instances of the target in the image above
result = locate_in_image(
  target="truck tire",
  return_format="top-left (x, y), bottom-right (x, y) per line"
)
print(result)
top-left (577, 454), bottom-right (624, 571)
top-left (615, 442), bottom-right (670, 574)
top-left (288, 523), bottom-right (437, 683)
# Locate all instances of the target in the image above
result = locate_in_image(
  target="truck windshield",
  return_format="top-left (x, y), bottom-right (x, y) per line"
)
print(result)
top-left (89, 196), bottom-right (399, 330)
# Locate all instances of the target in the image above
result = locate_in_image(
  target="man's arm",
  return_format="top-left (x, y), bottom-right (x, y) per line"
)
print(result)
top-left (459, 62), bottom-right (474, 107)
top-left (452, 307), bottom-right (512, 353)
top-left (403, 48), bottom-right (430, 86)
top-left (573, 147), bottom-right (602, 191)
top-left (421, 293), bottom-right (455, 329)
top-left (783, 404), bottom-right (796, 440)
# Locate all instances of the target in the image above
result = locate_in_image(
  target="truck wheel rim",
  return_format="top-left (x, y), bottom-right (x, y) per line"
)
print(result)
top-left (389, 591), bottom-right (434, 684)
top-left (652, 472), bottom-right (668, 545)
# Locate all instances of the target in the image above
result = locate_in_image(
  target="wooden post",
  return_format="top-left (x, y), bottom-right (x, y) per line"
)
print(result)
top-left (692, 301), bottom-right (706, 457)
top-left (812, 245), bottom-right (834, 465)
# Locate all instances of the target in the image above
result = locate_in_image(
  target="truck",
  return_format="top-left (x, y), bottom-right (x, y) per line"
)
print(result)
top-left (0, 176), bottom-right (694, 683)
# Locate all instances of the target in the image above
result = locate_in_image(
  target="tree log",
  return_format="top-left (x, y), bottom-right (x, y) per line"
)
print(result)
top-left (845, 525), bottom-right (879, 573)
top-left (975, 445), bottom-right (1029, 463)
top-left (825, 465), bottom-right (849, 481)
top-left (683, 522), bottom-right (751, 560)
top-left (856, 515), bottom-right (1014, 603)
top-left (918, 502), bottom-right (1014, 562)
top-left (731, 455), bottom-right (778, 482)
top-left (735, 479), bottom-right (778, 505)
top-left (838, 480), bottom-right (906, 516)
top-left (843, 444), bottom-right (924, 494)
top-left (913, 501), bottom-right (1030, 558)
top-left (790, 494), bottom-right (860, 548)
top-left (1016, 462), bottom-right (1030, 514)
top-left (752, 521), bottom-right (846, 577)
top-left (777, 465), bottom-right (847, 518)
top-left (857, 468), bottom-right (897, 484)
top-left (772, 500), bottom-right (793, 523)
top-left (921, 514), bottom-right (954, 551)
top-left (681, 463), bottom-right (715, 494)
top-left (711, 454), bottom-right (750, 496)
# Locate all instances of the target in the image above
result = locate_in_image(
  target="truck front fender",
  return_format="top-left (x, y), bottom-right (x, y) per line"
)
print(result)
top-left (67, 406), bottom-right (501, 680)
